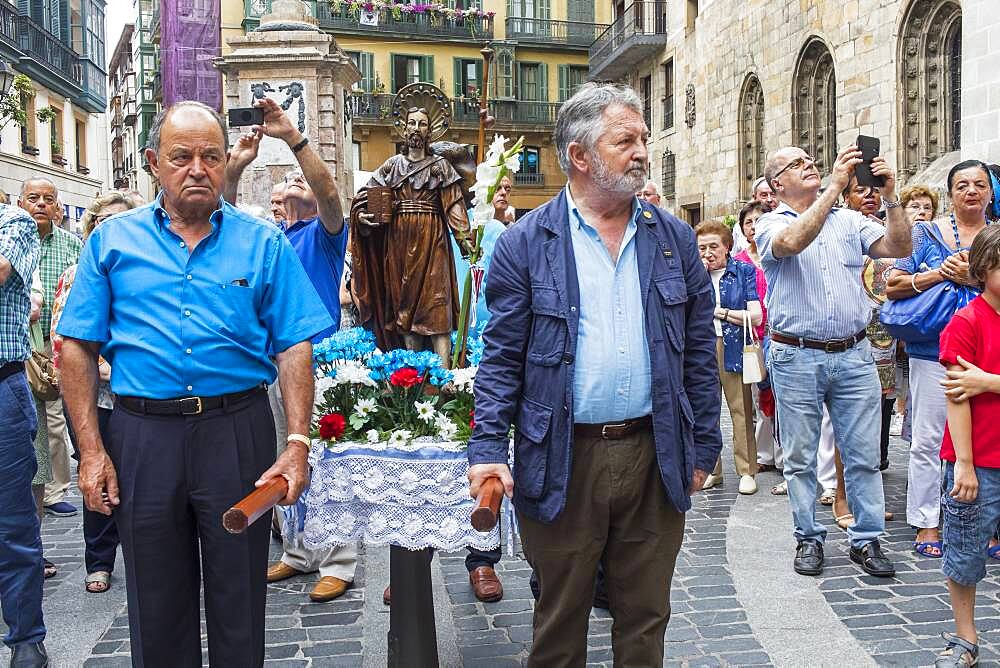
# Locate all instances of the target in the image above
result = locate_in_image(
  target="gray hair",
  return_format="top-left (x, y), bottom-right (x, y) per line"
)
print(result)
top-left (20, 176), bottom-right (59, 197)
top-left (751, 176), bottom-right (769, 193)
top-left (146, 101), bottom-right (229, 154)
top-left (553, 82), bottom-right (643, 175)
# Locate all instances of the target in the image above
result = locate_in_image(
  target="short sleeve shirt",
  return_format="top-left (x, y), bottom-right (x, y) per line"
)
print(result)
top-left (38, 224), bottom-right (82, 335)
top-left (755, 202), bottom-right (886, 339)
top-left (0, 205), bottom-right (39, 363)
top-left (939, 296), bottom-right (1000, 468)
top-left (283, 217), bottom-right (348, 343)
top-left (56, 198), bottom-right (333, 398)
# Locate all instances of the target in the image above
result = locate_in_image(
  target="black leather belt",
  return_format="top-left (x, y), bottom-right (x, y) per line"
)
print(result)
top-left (575, 415), bottom-right (653, 440)
top-left (0, 361), bottom-right (25, 382)
top-left (770, 329), bottom-right (867, 353)
top-left (117, 384), bottom-right (266, 416)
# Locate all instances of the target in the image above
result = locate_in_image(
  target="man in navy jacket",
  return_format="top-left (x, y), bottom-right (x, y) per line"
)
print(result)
top-left (467, 83), bottom-right (722, 666)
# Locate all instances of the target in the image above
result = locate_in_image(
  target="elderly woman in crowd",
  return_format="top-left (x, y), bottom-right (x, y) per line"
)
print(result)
top-left (886, 161), bottom-right (994, 559)
top-left (732, 201), bottom-right (783, 489)
top-left (696, 220), bottom-right (763, 494)
top-left (50, 190), bottom-right (143, 593)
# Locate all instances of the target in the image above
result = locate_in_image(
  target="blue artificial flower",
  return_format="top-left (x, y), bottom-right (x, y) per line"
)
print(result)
top-left (312, 327), bottom-right (377, 364)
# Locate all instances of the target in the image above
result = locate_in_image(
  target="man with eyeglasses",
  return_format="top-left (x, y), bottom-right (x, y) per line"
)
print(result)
top-left (224, 98), bottom-right (360, 604)
top-left (18, 177), bottom-right (81, 520)
top-left (754, 145), bottom-right (911, 579)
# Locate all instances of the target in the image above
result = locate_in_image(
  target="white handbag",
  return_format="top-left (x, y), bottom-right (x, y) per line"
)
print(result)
top-left (742, 311), bottom-right (766, 385)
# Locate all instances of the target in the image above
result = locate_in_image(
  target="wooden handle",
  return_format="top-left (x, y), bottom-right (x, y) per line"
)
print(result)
top-left (470, 477), bottom-right (504, 532)
top-left (222, 477), bottom-right (289, 535)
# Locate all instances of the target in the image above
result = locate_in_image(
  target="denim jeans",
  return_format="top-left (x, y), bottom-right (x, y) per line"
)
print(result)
top-left (0, 371), bottom-right (46, 647)
top-left (941, 462), bottom-right (1000, 587)
top-left (769, 339), bottom-right (885, 547)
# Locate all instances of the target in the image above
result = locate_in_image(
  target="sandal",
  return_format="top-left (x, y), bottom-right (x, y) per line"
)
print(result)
top-left (935, 632), bottom-right (979, 667)
top-left (914, 541), bottom-right (943, 558)
top-left (835, 513), bottom-right (855, 530)
top-left (987, 543), bottom-right (1000, 560)
top-left (85, 571), bottom-right (111, 593)
top-left (770, 481), bottom-right (788, 495)
top-left (43, 559), bottom-right (57, 579)
top-left (819, 488), bottom-right (836, 505)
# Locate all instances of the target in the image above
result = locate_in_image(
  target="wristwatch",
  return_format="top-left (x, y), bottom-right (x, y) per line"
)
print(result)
top-left (883, 196), bottom-right (901, 209)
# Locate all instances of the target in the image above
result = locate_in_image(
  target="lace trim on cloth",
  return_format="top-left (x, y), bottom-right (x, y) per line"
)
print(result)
top-left (293, 440), bottom-right (500, 552)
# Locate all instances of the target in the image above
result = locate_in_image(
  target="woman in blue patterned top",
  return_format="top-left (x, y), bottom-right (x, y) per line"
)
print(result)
top-left (886, 160), bottom-right (994, 559)
top-left (696, 220), bottom-right (763, 495)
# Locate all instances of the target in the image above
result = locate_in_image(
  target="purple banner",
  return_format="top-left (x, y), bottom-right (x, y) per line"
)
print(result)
top-left (161, 0), bottom-right (222, 110)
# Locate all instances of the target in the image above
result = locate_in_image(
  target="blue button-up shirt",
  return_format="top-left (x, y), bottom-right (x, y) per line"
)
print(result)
top-left (56, 197), bottom-right (333, 398)
top-left (283, 216), bottom-right (348, 342)
top-left (567, 187), bottom-right (651, 423)
top-left (755, 202), bottom-right (885, 340)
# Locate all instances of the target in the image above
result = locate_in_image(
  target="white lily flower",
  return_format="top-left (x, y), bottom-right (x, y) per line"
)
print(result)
top-left (504, 154), bottom-right (521, 173)
top-left (476, 162), bottom-right (501, 184)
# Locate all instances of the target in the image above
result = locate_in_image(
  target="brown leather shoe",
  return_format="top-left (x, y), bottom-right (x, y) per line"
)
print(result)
top-left (309, 576), bottom-right (350, 602)
top-left (267, 562), bottom-right (305, 583)
top-left (383, 585), bottom-right (391, 605)
top-left (469, 566), bottom-right (503, 602)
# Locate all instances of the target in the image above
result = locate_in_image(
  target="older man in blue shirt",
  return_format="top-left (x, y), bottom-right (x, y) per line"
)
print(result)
top-left (755, 144), bottom-right (910, 580)
top-left (467, 83), bottom-right (721, 666)
top-left (57, 102), bottom-right (331, 668)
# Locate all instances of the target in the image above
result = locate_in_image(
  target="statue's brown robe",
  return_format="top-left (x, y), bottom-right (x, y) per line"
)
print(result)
top-left (350, 153), bottom-right (471, 351)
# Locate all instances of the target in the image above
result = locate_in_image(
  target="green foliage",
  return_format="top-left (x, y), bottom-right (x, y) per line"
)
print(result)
top-left (722, 214), bottom-right (737, 230)
top-left (0, 74), bottom-right (37, 132)
top-left (35, 106), bottom-right (56, 124)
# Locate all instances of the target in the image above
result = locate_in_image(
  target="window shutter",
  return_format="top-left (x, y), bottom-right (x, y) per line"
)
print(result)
top-left (420, 56), bottom-right (434, 84)
top-left (454, 58), bottom-right (463, 97)
top-left (361, 53), bottom-right (375, 93)
top-left (390, 53), bottom-right (398, 93)
top-left (537, 0), bottom-right (549, 20)
top-left (538, 63), bottom-right (548, 102)
top-left (476, 60), bottom-right (484, 94)
top-left (558, 64), bottom-right (568, 102)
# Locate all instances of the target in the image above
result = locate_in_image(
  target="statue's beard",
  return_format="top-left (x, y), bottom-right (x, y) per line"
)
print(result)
top-left (406, 131), bottom-right (428, 150)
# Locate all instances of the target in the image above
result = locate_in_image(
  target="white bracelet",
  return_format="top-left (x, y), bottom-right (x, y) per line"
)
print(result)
top-left (911, 272), bottom-right (924, 294)
top-left (286, 433), bottom-right (311, 448)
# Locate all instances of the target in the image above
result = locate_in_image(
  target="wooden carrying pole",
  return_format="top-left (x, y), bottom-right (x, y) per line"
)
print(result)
top-left (471, 477), bottom-right (504, 532)
top-left (222, 477), bottom-right (288, 534)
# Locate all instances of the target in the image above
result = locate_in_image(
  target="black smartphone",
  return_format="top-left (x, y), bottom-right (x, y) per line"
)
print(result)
top-left (228, 106), bottom-right (264, 127)
top-left (854, 134), bottom-right (885, 188)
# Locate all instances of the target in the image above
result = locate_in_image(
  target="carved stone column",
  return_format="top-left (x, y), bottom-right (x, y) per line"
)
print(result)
top-left (214, 0), bottom-right (360, 211)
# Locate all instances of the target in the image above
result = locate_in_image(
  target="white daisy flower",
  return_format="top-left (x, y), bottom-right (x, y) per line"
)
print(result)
top-left (450, 366), bottom-right (477, 392)
top-left (415, 401), bottom-right (437, 423)
top-left (355, 397), bottom-right (376, 418)
top-left (436, 416), bottom-right (458, 440)
top-left (366, 429), bottom-right (380, 444)
top-left (388, 429), bottom-right (412, 446)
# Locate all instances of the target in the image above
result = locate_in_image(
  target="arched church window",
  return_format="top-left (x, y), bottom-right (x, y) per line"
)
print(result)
top-left (792, 38), bottom-right (836, 176)
top-left (739, 74), bottom-right (765, 200)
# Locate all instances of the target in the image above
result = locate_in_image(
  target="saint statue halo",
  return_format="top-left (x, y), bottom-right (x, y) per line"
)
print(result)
top-left (391, 82), bottom-right (452, 142)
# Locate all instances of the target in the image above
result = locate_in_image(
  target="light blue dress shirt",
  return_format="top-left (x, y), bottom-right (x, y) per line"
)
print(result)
top-left (755, 202), bottom-right (886, 340)
top-left (567, 187), bottom-right (652, 423)
top-left (56, 196), bottom-right (333, 399)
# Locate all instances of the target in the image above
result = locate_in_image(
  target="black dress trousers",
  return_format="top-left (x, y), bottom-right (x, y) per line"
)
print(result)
top-left (107, 390), bottom-right (275, 667)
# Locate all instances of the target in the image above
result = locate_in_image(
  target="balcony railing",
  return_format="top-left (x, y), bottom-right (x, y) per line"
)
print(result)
top-left (150, 8), bottom-right (160, 43)
top-left (505, 17), bottom-right (608, 48)
top-left (18, 15), bottom-right (83, 87)
top-left (589, 2), bottom-right (668, 81)
top-left (348, 93), bottom-right (560, 128)
top-left (514, 172), bottom-right (544, 186)
top-left (0, 1), bottom-right (16, 49)
top-left (318, 4), bottom-right (493, 40)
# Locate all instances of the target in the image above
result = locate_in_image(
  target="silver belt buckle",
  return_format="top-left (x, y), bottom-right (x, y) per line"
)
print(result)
top-left (601, 421), bottom-right (628, 439)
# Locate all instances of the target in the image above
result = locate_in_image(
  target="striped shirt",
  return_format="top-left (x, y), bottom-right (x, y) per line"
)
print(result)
top-left (755, 202), bottom-right (885, 340)
top-left (0, 205), bottom-right (40, 363)
top-left (38, 224), bottom-right (82, 336)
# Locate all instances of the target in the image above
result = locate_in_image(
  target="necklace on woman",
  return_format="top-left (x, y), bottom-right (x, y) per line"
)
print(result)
top-left (951, 213), bottom-right (991, 251)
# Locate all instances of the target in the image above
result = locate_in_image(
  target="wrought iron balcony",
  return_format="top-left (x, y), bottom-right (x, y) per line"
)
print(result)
top-left (589, 1), bottom-right (668, 81)
top-left (0, 1), bottom-right (16, 51)
top-left (150, 8), bottom-right (160, 44)
top-left (17, 15), bottom-right (83, 88)
top-left (348, 93), bottom-right (561, 129)
top-left (513, 172), bottom-right (544, 186)
top-left (504, 17), bottom-right (608, 49)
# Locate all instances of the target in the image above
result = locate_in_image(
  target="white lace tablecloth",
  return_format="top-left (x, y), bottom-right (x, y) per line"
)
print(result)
top-left (300, 438), bottom-right (501, 552)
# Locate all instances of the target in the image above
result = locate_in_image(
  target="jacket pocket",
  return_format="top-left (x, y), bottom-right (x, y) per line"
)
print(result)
top-left (655, 277), bottom-right (688, 352)
top-left (514, 396), bottom-right (552, 499)
top-left (677, 388), bottom-right (696, 480)
top-left (527, 285), bottom-right (568, 366)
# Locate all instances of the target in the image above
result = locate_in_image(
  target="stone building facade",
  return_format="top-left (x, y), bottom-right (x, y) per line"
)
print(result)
top-left (591, 0), bottom-right (986, 224)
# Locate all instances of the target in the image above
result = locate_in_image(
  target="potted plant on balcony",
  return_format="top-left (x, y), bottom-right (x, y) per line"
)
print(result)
top-left (49, 132), bottom-right (67, 167)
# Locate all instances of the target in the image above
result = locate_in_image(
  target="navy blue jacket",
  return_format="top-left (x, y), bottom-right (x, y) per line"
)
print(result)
top-left (467, 191), bottom-right (723, 522)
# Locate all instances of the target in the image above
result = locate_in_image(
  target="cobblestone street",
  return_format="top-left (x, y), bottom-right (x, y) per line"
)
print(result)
top-left (5, 411), bottom-right (1000, 667)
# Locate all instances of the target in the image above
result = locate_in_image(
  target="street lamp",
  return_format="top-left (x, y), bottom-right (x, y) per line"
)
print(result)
top-left (0, 59), bottom-right (15, 98)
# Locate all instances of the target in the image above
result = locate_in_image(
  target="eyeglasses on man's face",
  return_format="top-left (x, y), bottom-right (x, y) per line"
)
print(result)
top-left (772, 155), bottom-right (816, 182)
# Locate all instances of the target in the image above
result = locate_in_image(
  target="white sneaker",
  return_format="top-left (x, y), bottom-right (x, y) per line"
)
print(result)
top-left (889, 413), bottom-right (904, 437)
top-left (739, 475), bottom-right (758, 495)
top-left (702, 473), bottom-right (723, 490)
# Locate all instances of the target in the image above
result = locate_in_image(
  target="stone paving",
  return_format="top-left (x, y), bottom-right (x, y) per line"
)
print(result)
top-left (7, 414), bottom-right (1000, 666)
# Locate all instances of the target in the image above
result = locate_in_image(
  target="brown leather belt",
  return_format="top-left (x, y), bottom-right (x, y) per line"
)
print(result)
top-left (575, 415), bottom-right (653, 440)
top-left (117, 384), bottom-right (266, 416)
top-left (770, 329), bottom-right (867, 353)
top-left (0, 361), bottom-right (25, 382)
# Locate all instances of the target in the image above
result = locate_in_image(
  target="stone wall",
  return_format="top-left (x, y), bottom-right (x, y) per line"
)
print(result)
top-left (960, 0), bottom-right (1000, 164)
top-left (634, 0), bottom-right (974, 222)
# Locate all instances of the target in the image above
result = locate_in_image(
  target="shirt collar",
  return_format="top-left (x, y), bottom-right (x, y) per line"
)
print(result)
top-left (285, 215), bottom-right (320, 232)
top-left (565, 185), bottom-right (641, 231)
top-left (153, 192), bottom-right (226, 232)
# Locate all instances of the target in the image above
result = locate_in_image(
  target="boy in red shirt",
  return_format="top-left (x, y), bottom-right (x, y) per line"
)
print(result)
top-left (937, 225), bottom-right (1000, 666)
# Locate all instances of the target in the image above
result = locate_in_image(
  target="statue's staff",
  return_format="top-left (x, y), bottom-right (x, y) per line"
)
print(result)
top-left (453, 43), bottom-right (494, 368)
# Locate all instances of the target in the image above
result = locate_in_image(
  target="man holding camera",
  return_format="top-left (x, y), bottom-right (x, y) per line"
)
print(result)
top-left (225, 98), bottom-right (360, 603)
top-left (755, 144), bottom-right (910, 579)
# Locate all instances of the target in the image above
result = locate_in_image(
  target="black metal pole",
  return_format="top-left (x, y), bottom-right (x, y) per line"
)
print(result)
top-left (387, 545), bottom-right (439, 667)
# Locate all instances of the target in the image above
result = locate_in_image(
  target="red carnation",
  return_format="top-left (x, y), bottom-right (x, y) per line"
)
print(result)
top-left (319, 413), bottom-right (346, 441)
top-left (389, 367), bottom-right (423, 388)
